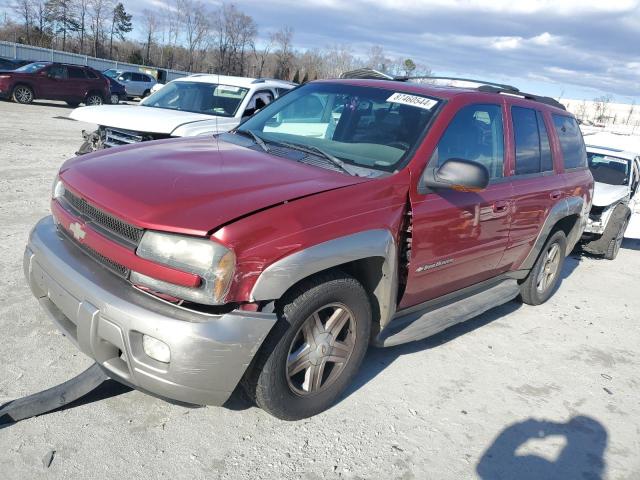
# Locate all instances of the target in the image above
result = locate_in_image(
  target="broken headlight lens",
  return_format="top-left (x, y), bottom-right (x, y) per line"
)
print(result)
top-left (134, 231), bottom-right (235, 305)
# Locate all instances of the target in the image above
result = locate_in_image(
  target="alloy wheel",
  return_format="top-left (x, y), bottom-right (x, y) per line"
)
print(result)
top-left (536, 243), bottom-right (561, 293)
top-left (15, 86), bottom-right (33, 103)
top-left (110, 94), bottom-right (119, 104)
top-left (86, 95), bottom-right (103, 106)
top-left (286, 303), bottom-right (357, 396)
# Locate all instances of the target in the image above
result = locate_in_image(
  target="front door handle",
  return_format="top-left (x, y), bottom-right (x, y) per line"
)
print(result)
top-left (493, 201), bottom-right (509, 213)
top-left (550, 191), bottom-right (563, 200)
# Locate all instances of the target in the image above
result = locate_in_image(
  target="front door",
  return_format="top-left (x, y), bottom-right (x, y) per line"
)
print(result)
top-left (401, 103), bottom-right (512, 308)
top-left (38, 65), bottom-right (67, 99)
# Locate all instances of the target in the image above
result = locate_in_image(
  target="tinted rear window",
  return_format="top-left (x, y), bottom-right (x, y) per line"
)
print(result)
top-left (552, 115), bottom-right (587, 169)
top-left (68, 67), bottom-right (86, 78)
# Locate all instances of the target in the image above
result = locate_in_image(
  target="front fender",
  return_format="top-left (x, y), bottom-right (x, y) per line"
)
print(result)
top-left (250, 229), bottom-right (398, 329)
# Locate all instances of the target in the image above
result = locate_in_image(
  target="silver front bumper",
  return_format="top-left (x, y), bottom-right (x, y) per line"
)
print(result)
top-left (24, 216), bottom-right (277, 406)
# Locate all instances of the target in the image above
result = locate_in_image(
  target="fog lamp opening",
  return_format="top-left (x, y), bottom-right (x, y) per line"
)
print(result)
top-left (142, 335), bottom-right (171, 363)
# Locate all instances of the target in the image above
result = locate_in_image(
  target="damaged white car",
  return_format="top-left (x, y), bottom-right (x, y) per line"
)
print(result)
top-left (69, 74), bottom-right (296, 154)
top-left (581, 145), bottom-right (640, 259)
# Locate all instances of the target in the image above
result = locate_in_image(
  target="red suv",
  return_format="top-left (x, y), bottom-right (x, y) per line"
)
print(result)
top-left (0, 62), bottom-right (109, 106)
top-left (23, 77), bottom-right (592, 419)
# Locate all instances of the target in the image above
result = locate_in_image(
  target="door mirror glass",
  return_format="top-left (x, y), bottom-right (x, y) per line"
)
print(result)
top-left (421, 158), bottom-right (489, 192)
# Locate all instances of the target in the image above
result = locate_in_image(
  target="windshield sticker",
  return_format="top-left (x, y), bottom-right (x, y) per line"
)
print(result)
top-left (604, 156), bottom-right (630, 165)
top-left (387, 93), bottom-right (438, 110)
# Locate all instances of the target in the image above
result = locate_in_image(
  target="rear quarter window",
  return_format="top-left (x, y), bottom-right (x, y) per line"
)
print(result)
top-left (552, 114), bottom-right (587, 169)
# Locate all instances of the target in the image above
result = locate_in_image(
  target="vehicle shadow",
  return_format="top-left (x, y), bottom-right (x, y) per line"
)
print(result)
top-left (622, 238), bottom-right (640, 251)
top-left (476, 416), bottom-right (607, 480)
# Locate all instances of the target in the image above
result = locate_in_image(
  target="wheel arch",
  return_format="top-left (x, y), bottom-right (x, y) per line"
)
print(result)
top-left (12, 82), bottom-right (35, 97)
top-left (520, 196), bottom-right (586, 270)
top-left (250, 229), bottom-right (398, 336)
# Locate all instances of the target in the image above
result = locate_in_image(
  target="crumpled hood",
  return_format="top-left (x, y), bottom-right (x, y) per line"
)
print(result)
top-left (59, 136), bottom-right (369, 236)
top-left (592, 182), bottom-right (629, 207)
top-left (68, 104), bottom-right (227, 135)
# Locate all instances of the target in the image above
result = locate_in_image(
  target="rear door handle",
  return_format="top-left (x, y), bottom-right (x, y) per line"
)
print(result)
top-left (550, 191), bottom-right (563, 200)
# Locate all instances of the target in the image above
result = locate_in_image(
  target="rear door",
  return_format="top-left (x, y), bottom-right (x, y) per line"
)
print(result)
top-left (66, 66), bottom-right (88, 102)
top-left (402, 102), bottom-right (512, 307)
top-left (501, 105), bottom-right (566, 268)
top-left (38, 64), bottom-right (68, 99)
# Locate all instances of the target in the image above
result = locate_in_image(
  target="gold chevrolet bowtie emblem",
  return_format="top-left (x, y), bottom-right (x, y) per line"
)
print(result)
top-left (69, 222), bottom-right (86, 241)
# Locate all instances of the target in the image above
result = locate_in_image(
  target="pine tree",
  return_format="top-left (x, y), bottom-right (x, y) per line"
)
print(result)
top-left (45, 0), bottom-right (79, 51)
top-left (109, 2), bottom-right (132, 59)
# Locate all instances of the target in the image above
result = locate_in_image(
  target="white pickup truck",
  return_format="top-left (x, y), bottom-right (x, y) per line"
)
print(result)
top-left (69, 74), bottom-right (296, 154)
top-left (581, 136), bottom-right (640, 259)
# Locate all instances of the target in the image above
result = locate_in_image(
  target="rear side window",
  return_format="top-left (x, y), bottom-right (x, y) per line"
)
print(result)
top-left (552, 115), bottom-right (587, 169)
top-left (434, 104), bottom-right (504, 179)
top-left (67, 67), bottom-right (86, 79)
top-left (512, 107), bottom-right (555, 175)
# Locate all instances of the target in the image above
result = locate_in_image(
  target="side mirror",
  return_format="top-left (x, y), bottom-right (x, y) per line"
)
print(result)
top-left (420, 158), bottom-right (489, 193)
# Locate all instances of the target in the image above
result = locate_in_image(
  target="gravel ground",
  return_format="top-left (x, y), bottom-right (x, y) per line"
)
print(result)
top-left (1, 99), bottom-right (639, 480)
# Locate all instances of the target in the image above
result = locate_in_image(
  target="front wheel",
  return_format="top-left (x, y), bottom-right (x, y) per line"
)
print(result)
top-left (109, 93), bottom-right (120, 105)
top-left (604, 216), bottom-right (629, 260)
top-left (243, 271), bottom-right (371, 420)
top-left (520, 230), bottom-right (567, 306)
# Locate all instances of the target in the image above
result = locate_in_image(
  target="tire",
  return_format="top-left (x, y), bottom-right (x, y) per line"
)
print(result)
top-left (604, 215), bottom-right (629, 260)
top-left (109, 93), bottom-right (120, 105)
top-left (12, 84), bottom-right (34, 104)
top-left (243, 271), bottom-right (372, 420)
top-left (582, 204), bottom-right (631, 258)
top-left (520, 230), bottom-right (567, 306)
top-left (142, 89), bottom-right (150, 98)
top-left (66, 101), bottom-right (80, 107)
top-left (85, 93), bottom-right (103, 106)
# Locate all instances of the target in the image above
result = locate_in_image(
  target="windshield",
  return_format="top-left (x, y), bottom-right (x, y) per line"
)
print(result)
top-left (238, 82), bottom-right (441, 172)
top-left (103, 69), bottom-right (120, 79)
top-left (587, 152), bottom-right (631, 185)
top-left (15, 62), bottom-right (49, 73)
top-left (140, 81), bottom-right (250, 117)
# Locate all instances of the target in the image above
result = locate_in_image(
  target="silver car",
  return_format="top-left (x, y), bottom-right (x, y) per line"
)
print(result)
top-left (114, 71), bottom-right (157, 99)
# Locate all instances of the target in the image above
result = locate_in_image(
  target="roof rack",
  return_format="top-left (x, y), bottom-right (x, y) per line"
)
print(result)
top-left (339, 68), bottom-right (566, 110)
top-left (340, 68), bottom-right (394, 80)
top-left (396, 75), bottom-right (520, 92)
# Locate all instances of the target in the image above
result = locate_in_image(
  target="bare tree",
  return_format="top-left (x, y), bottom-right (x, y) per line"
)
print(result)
top-left (593, 95), bottom-right (612, 125)
top-left (176, 0), bottom-right (210, 72)
top-left (272, 25), bottom-right (293, 79)
top-left (366, 45), bottom-right (390, 72)
top-left (108, 2), bottom-right (132, 59)
top-left (45, 0), bottom-right (78, 50)
top-left (76, 0), bottom-right (89, 53)
top-left (626, 100), bottom-right (636, 125)
top-left (251, 35), bottom-right (273, 78)
top-left (141, 8), bottom-right (156, 64)
top-left (88, 0), bottom-right (110, 57)
top-left (13, 0), bottom-right (35, 44)
top-left (322, 44), bottom-right (359, 78)
top-left (212, 3), bottom-right (256, 76)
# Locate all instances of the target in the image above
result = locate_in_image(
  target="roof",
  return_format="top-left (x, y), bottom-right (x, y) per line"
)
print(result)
top-left (172, 74), bottom-right (296, 88)
top-left (583, 131), bottom-right (640, 157)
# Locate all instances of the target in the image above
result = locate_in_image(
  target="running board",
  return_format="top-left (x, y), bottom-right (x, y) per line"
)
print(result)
top-left (376, 279), bottom-right (520, 347)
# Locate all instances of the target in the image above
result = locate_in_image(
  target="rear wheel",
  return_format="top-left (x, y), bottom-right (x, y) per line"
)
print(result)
top-left (142, 89), bottom-right (150, 98)
top-left (243, 271), bottom-right (371, 420)
top-left (520, 230), bottom-right (567, 306)
top-left (85, 93), bottom-right (103, 106)
top-left (12, 85), bottom-right (34, 104)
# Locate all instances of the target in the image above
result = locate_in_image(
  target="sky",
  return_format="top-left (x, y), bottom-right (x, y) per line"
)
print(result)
top-left (4, 0), bottom-right (640, 102)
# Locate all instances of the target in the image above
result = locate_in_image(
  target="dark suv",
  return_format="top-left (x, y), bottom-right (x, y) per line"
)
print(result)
top-left (23, 76), bottom-right (593, 419)
top-left (0, 62), bottom-right (110, 106)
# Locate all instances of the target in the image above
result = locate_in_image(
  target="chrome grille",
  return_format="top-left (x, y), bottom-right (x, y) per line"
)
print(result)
top-left (59, 228), bottom-right (130, 278)
top-left (62, 189), bottom-right (143, 245)
top-left (104, 127), bottom-right (144, 148)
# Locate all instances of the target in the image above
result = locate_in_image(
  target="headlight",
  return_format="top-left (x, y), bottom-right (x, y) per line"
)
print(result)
top-left (134, 230), bottom-right (235, 305)
top-left (52, 176), bottom-right (65, 199)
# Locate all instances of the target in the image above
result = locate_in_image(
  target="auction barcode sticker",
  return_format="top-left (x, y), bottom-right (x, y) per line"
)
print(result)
top-left (387, 93), bottom-right (438, 110)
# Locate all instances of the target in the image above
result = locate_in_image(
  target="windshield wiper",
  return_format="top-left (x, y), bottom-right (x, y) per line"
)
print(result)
top-left (234, 129), bottom-right (270, 153)
top-left (275, 140), bottom-right (353, 175)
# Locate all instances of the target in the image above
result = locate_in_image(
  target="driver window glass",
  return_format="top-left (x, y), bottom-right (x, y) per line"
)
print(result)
top-left (432, 104), bottom-right (504, 179)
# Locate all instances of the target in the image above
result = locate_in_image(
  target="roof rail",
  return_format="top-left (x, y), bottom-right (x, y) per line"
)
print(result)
top-left (396, 75), bottom-right (520, 92)
top-left (340, 68), bottom-right (395, 80)
top-left (476, 85), bottom-right (566, 110)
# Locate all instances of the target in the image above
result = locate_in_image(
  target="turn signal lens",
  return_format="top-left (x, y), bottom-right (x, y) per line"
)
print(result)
top-left (142, 335), bottom-right (171, 363)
